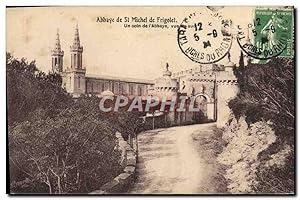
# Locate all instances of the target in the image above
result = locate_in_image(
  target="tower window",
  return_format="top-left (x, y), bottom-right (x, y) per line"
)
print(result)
top-left (78, 77), bottom-right (81, 88)
top-left (78, 55), bottom-right (80, 68)
top-left (71, 54), bottom-right (74, 68)
top-left (75, 54), bottom-right (77, 68)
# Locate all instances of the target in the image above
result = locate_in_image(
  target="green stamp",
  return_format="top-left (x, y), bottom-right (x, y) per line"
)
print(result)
top-left (237, 8), bottom-right (294, 60)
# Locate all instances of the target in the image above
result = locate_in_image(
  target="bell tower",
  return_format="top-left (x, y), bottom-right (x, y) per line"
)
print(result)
top-left (51, 29), bottom-right (64, 73)
top-left (70, 24), bottom-right (83, 69)
top-left (64, 24), bottom-right (86, 97)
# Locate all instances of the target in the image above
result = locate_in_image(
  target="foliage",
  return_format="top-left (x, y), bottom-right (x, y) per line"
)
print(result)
top-left (6, 53), bottom-right (72, 126)
top-left (9, 106), bottom-right (122, 194)
top-left (223, 57), bottom-right (295, 194)
top-left (230, 57), bottom-right (294, 133)
top-left (73, 95), bottom-right (146, 139)
top-left (255, 144), bottom-right (294, 193)
top-left (7, 54), bottom-right (127, 194)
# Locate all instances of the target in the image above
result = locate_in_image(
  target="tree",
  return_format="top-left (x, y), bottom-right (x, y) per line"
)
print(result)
top-left (9, 107), bottom-right (122, 193)
top-left (7, 54), bottom-right (123, 193)
top-left (234, 51), bottom-right (246, 90)
top-left (229, 57), bottom-right (294, 133)
top-left (6, 53), bottom-right (72, 126)
top-left (228, 57), bottom-right (295, 193)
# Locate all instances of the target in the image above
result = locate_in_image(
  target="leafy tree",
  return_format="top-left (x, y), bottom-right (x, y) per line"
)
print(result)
top-left (230, 57), bottom-right (294, 133)
top-left (234, 51), bottom-right (246, 90)
top-left (7, 54), bottom-right (123, 193)
top-left (9, 106), bottom-right (122, 193)
top-left (6, 53), bottom-right (72, 126)
top-left (74, 95), bottom-right (145, 141)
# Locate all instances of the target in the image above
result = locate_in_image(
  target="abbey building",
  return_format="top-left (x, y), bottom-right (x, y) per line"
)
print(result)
top-left (52, 25), bottom-right (153, 98)
top-left (52, 25), bottom-right (245, 127)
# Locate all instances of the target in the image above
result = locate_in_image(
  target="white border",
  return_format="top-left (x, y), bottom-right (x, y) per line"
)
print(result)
top-left (2, 0), bottom-right (298, 199)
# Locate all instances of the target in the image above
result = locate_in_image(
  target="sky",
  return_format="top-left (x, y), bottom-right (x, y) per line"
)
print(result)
top-left (6, 6), bottom-right (255, 80)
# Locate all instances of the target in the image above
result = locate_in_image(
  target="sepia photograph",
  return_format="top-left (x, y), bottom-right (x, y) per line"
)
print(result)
top-left (6, 6), bottom-right (295, 195)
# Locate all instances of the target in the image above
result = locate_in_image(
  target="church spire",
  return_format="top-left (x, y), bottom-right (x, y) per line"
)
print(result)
top-left (72, 24), bottom-right (81, 49)
top-left (51, 28), bottom-right (64, 73)
top-left (54, 29), bottom-right (61, 52)
top-left (70, 24), bottom-right (83, 69)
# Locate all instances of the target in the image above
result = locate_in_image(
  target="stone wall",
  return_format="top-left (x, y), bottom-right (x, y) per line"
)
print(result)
top-left (89, 132), bottom-right (137, 194)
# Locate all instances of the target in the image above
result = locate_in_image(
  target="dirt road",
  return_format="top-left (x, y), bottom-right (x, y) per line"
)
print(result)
top-left (130, 123), bottom-right (227, 194)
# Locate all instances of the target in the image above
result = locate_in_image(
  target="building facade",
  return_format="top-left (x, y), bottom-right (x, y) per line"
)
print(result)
top-left (149, 55), bottom-right (242, 127)
top-left (51, 25), bottom-right (242, 127)
top-left (51, 26), bottom-right (154, 98)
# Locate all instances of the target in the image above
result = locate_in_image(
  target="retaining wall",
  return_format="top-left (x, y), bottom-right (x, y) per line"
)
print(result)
top-left (89, 132), bottom-right (137, 194)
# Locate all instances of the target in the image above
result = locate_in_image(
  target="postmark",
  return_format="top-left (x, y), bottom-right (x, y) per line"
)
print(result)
top-left (177, 9), bottom-right (233, 64)
top-left (237, 8), bottom-right (294, 60)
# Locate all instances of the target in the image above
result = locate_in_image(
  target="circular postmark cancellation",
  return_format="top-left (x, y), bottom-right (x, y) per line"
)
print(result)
top-left (177, 9), bottom-right (233, 64)
top-left (237, 8), bottom-right (294, 60)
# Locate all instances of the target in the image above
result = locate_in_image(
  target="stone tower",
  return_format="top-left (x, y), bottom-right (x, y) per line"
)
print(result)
top-left (150, 63), bottom-right (178, 100)
top-left (64, 24), bottom-right (86, 97)
top-left (51, 29), bottom-right (64, 73)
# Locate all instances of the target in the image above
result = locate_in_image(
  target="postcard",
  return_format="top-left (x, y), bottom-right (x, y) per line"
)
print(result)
top-left (6, 6), bottom-right (295, 195)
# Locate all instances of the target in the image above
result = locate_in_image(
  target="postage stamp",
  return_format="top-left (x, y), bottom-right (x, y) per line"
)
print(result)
top-left (177, 9), bottom-right (232, 64)
top-left (237, 8), bottom-right (294, 60)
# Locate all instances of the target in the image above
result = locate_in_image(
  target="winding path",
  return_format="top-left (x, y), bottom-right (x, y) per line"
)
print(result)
top-left (130, 123), bottom-right (226, 194)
